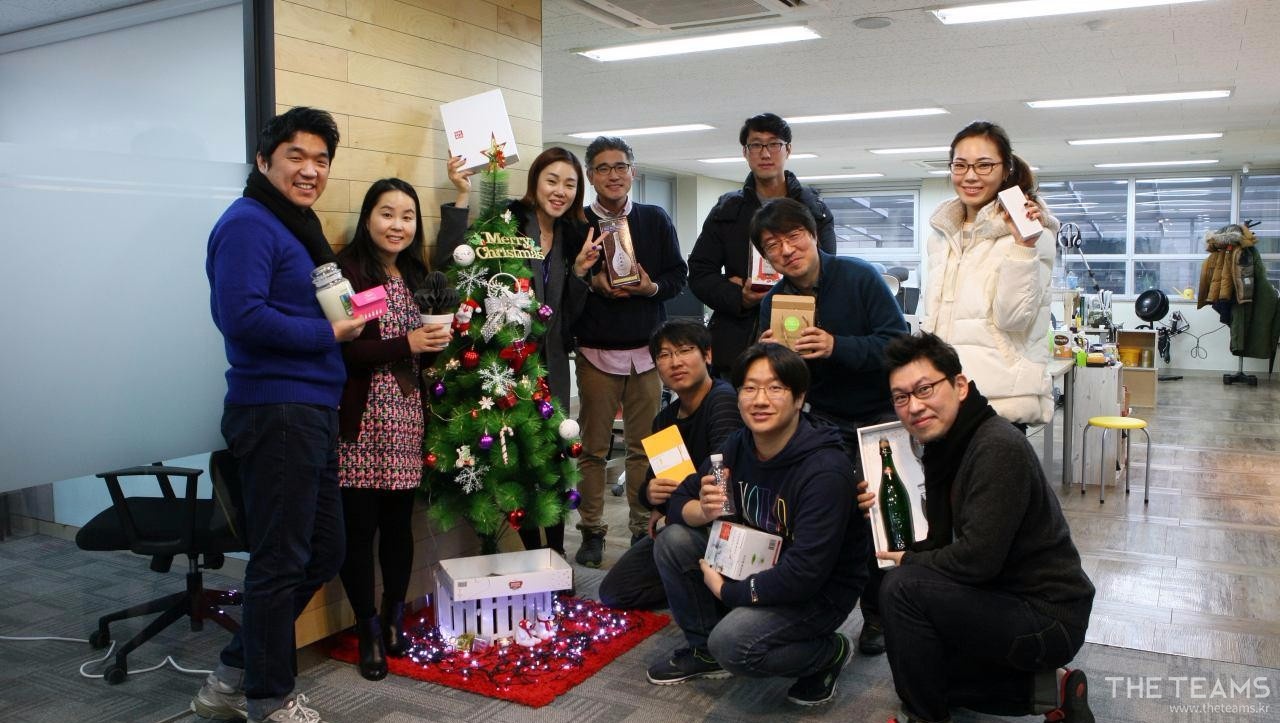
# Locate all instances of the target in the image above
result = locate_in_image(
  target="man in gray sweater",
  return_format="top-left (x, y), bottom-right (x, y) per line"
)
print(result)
top-left (864, 332), bottom-right (1096, 723)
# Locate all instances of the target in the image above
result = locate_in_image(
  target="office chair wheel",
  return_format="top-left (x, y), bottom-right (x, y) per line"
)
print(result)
top-left (103, 663), bottom-right (127, 685)
top-left (88, 629), bottom-right (111, 649)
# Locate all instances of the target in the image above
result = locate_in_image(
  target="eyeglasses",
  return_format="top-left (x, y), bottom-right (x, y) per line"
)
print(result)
top-left (948, 160), bottom-right (1002, 176)
top-left (760, 229), bottom-right (809, 257)
top-left (890, 376), bottom-right (951, 407)
top-left (591, 162), bottom-right (632, 176)
top-left (738, 383), bottom-right (790, 400)
top-left (745, 141), bottom-right (788, 155)
top-left (655, 345), bottom-right (701, 364)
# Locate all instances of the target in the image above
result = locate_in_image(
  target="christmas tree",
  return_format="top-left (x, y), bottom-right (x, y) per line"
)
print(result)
top-left (422, 138), bottom-right (582, 552)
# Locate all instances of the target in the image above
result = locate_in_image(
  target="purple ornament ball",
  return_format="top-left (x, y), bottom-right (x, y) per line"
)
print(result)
top-left (479, 432), bottom-right (494, 451)
top-left (431, 380), bottom-right (447, 398)
top-left (537, 304), bottom-right (553, 322)
top-left (565, 489), bottom-right (581, 510)
top-left (538, 400), bottom-right (554, 419)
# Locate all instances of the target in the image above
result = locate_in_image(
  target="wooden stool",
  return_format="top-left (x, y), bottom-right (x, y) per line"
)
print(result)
top-left (1081, 416), bottom-right (1150, 504)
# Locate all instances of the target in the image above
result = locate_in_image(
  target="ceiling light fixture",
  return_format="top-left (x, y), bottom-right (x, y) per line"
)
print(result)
top-left (577, 25), bottom-right (819, 62)
top-left (1068, 132), bottom-right (1223, 145)
top-left (797, 173), bottom-right (885, 181)
top-left (568, 124), bottom-right (713, 139)
top-left (698, 153), bottom-right (818, 164)
top-left (787, 108), bottom-right (948, 125)
top-left (1093, 160), bottom-right (1218, 168)
top-left (932, 0), bottom-right (1209, 25)
top-left (868, 146), bottom-right (951, 155)
top-left (1028, 89), bottom-right (1229, 108)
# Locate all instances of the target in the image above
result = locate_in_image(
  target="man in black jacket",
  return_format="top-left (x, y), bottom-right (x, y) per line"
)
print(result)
top-left (569, 136), bottom-right (687, 568)
top-left (865, 333), bottom-right (1096, 723)
top-left (688, 113), bottom-right (836, 379)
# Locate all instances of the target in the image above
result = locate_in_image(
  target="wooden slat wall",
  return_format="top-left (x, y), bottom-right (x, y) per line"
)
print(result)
top-left (273, 0), bottom-right (542, 646)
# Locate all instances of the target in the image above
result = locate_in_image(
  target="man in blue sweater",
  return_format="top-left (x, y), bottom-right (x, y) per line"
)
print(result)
top-left (648, 343), bottom-right (870, 707)
top-left (569, 136), bottom-right (687, 567)
top-left (192, 107), bottom-right (365, 723)
top-left (755, 197), bottom-right (908, 656)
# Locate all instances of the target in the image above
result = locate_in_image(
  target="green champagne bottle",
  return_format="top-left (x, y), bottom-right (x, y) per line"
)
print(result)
top-left (879, 438), bottom-right (915, 551)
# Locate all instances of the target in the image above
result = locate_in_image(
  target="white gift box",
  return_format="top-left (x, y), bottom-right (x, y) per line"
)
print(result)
top-left (858, 421), bottom-right (930, 569)
top-left (997, 185), bottom-right (1044, 244)
top-left (434, 548), bottom-right (572, 641)
top-left (440, 89), bottom-right (521, 173)
top-left (703, 519), bottom-right (782, 581)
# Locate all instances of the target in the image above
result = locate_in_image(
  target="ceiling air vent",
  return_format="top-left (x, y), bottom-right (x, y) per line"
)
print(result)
top-left (566, 0), bottom-right (827, 31)
top-left (914, 159), bottom-right (953, 171)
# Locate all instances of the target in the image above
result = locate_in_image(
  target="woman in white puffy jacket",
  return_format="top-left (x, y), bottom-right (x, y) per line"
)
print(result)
top-left (920, 121), bottom-right (1058, 426)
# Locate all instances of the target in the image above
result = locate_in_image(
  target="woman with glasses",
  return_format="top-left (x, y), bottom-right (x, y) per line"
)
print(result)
top-left (919, 121), bottom-right (1059, 427)
top-left (435, 149), bottom-right (598, 556)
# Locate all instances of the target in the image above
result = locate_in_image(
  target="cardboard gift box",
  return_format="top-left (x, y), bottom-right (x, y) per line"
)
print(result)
top-left (769, 295), bottom-right (815, 351)
top-left (598, 215), bottom-right (641, 287)
top-left (748, 245), bottom-right (782, 291)
top-left (349, 285), bottom-right (387, 321)
top-left (857, 421), bottom-right (929, 569)
top-left (440, 89), bottom-right (520, 173)
top-left (703, 519), bottom-right (782, 580)
top-left (434, 549), bottom-right (572, 640)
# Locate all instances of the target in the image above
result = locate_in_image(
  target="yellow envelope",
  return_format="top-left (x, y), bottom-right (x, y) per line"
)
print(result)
top-left (641, 425), bottom-right (696, 481)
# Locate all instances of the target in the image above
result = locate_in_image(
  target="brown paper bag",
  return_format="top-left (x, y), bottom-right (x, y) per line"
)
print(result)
top-left (769, 295), bottom-right (815, 350)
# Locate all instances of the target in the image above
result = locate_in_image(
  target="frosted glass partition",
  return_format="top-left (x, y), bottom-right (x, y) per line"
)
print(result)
top-left (0, 143), bottom-right (245, 491)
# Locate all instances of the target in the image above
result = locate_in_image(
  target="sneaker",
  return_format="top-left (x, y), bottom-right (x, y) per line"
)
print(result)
top-left (787, 633), bottom-right (851, 706)
top-left (575, 530), bottom-right (606, 568)
top-left (251, 694), bottom-right (324, 723)
top-left (857, 614), bottom-right (886, 655)
top-left (1045, 669), bottom-right (1095, 723)
top-left (190, 673), bottom-right (247, 720)
top-left (646, 647), bottom-right (731, 685)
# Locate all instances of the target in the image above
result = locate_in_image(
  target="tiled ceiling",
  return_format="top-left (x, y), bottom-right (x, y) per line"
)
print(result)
top-left (542, 0), bottom-right (1280, 182)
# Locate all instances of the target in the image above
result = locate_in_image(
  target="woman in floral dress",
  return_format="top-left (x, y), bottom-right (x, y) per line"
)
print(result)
top-left (336, 178), bottom-right (450, 680)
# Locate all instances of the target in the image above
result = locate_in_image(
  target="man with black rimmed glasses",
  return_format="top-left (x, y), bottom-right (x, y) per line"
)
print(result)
top-left (688, 112), bottom-right (836, 380)
top-left (569, 135), bottom-right (687, 568)
top-left (753, 196), bottom-right (907, 657)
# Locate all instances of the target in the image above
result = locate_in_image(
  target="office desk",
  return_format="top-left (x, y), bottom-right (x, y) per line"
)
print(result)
top-left (1044, 358), bottom-right (1075, 484)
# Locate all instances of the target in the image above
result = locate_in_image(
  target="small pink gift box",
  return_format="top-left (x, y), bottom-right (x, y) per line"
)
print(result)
top-left (350, 285), bottom-right (388, 321)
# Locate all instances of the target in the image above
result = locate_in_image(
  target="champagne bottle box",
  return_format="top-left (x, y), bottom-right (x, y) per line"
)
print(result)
top-left (857, 421), bottom-right (930, 569)
top-left (598, 215), bottom-right (641, 287)
top-left (704, 519), bottom-right (782, 581)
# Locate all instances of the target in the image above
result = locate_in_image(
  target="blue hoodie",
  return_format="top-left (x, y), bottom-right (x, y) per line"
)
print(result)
top-left (670, 416), bottom-right (871, 612)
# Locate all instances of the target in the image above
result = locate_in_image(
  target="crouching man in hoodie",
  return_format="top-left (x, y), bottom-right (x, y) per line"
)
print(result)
top-left (646, 343), bottom-right (871, 707)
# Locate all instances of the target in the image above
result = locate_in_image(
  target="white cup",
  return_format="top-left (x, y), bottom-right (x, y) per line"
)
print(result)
top-left (420, 313), bottom-right (454, 338)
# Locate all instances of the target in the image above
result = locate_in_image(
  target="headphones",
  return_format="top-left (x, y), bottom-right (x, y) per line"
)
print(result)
top-left (1056, 222), bottom-right (1082, 250)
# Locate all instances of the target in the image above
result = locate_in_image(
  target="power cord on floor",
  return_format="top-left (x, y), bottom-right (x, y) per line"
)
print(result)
top-left (0, 634), bottom-right (212, 679)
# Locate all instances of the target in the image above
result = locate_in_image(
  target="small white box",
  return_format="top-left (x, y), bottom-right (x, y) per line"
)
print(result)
top-left (703, 519), bottom-right (782, 580)
top-left (857, 421), bottom-right (929, 569)
top-left (434, 549), bottom-right (572, 640)
top-left (440, 89), bottom-right (521, 173)
top-left (997, 185), bottom-right (1044, 244)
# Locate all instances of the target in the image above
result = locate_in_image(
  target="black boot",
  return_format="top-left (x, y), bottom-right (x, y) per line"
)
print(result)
top-left (355, 615), bottom-right (387, 681)
top-left (382, 599), bottom-right (408, 657)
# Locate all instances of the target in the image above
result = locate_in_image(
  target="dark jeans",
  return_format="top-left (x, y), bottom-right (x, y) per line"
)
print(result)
top-left (599, 532), bottom-right (666, 610)
top-left (655, 524), bottom-right (847, 679)
top-left (338, 487), bottom-right (415, 620)
top-left (217, 403), bottom-right (346, 717)
top-left (880, 564), bottom-right (1084, 722)
top-left (517, 522), bottom-right (565, 556)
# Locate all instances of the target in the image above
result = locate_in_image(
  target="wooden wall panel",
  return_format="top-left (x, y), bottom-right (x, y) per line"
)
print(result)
top-left (273, 0), bottom-right (543, 644)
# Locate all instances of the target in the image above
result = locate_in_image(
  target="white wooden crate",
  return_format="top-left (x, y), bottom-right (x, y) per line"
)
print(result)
top-left (433, 548), bottom-right (572, 641)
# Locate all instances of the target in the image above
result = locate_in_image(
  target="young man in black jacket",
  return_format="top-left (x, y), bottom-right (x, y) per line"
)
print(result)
top-left (865, 333), bottom-right (1096, 723)
top-left (648, 343), bottom-right (870, 707)
top-left (687, 113), bottom-right (837, 379)
top-left (597, 320), bottom-right (741, 610)
top-left (569, 136), bottom-right (687, 567)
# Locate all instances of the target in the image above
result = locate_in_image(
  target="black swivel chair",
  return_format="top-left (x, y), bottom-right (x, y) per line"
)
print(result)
top-left (74, 450), bottom-right (245, 684)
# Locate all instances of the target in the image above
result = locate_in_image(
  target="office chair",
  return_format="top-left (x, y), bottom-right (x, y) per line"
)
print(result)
top-left (74, 451), bottom-right (245, 684)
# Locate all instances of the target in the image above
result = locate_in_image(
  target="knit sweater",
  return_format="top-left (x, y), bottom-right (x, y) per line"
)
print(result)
top-left (903, 391), bottom-right (1095, 632)
top-left (670, 418), bottom-right (871, 612)
top-left (759, 251), bottom-right (907, 424)
top-left (206, 197), bottom-right (345, 407)
top-left (569, 202), bottom-right (688, 349)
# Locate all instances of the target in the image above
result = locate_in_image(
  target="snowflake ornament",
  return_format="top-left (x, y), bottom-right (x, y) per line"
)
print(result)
top-left (456, 266), bottom-right (489, 298)
top-left (479, 396), bottom-right (495, 410)
top-left (456, 463), bottom-right (490, 494)
top-left (478, 363), bottom-right (516, 397)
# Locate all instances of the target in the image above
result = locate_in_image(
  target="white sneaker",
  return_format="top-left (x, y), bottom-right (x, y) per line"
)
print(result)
top-left (252, 694), bottom-right (324, 723)
top-left (190, 673), bottom-right (247, 720)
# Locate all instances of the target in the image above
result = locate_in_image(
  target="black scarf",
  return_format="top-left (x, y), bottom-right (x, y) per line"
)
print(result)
top-left (914, 380), bottom-right (997, 552)
top-left (243, 168), bottom-right (337, 267)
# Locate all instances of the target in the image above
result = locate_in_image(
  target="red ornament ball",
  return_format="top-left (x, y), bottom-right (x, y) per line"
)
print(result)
top-left (507, 509), bottom-right (526, 528)
top-left (461, 349), bottom-right (480, 370)
top-left (424, 453), bottom-right (438, 468)
top-left (567, 442), bottom-right (583, 458)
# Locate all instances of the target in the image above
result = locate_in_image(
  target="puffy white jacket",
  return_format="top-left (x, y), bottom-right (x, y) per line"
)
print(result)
top-left (920, 197), bottom-right (1058, 425)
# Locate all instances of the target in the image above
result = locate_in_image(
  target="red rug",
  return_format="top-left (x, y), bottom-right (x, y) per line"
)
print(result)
top-left (325, 596), bottom-right (670, 707)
